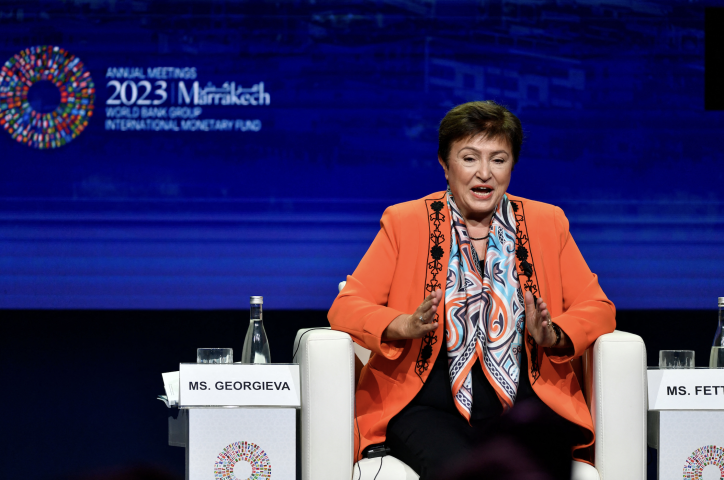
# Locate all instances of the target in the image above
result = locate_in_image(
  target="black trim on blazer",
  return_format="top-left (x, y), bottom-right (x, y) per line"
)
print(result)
top-left (510, 200), bottom-right (542, 382)
top-left (416, 194), bottom-right (446, 379)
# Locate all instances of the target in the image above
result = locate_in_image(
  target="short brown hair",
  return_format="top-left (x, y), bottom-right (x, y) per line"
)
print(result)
top-left (438, 101), bottom-right (523, 166)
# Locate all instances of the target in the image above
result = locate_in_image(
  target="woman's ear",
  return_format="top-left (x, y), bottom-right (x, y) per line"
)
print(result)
top-left (438, 155), bottom-right (448, 181)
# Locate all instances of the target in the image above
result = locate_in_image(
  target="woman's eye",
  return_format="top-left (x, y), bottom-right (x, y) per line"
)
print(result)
top-left (493, 158), bottom-right (505, 164)
top-left (463, 156), bottom-right (475, 162)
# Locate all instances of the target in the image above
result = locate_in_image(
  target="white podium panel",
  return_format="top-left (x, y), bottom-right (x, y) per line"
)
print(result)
top-left (188, 408), bottom-right (296, 480)
top-left (659, 411), bottom-right (724, 480)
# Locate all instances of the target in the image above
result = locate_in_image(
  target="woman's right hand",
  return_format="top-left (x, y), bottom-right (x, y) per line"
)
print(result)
top-left (382, 289), bottom-right (443, 340)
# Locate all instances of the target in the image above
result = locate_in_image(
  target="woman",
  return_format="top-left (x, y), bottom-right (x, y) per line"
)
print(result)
top-left (328, 101), bottom-right (616, 479)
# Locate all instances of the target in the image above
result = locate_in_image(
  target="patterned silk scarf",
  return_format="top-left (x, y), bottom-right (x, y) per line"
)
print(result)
top-left (445, 192), bottom-right (526, 420)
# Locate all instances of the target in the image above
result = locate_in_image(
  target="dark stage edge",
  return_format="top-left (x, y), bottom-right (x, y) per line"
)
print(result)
top-left (1, 309), bottom-right (717, 480)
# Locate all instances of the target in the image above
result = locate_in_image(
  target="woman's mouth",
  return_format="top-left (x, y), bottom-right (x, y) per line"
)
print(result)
top-left (471, 186), bottom-right (493, 199)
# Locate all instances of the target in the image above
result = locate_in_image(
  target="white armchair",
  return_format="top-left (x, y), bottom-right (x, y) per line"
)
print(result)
top-left (293, 326), bottom-right (647, 480)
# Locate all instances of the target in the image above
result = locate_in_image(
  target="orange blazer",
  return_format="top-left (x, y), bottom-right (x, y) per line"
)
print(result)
top-left (328, 191), bottom-right (616, 463)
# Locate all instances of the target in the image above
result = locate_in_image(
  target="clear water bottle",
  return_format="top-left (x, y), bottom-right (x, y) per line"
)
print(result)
top-left (709, 297), bottom-right (724, 368)
top-left (241, 296), bottom-right (271, 364)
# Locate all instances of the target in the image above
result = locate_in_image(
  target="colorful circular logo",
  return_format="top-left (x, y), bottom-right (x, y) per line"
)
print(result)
top-left (214, 441), bottom-right (271, 480)
top-left (0, 45), bottom-right (95, 149)
top-left (683, 445), bottom-right (724, 479)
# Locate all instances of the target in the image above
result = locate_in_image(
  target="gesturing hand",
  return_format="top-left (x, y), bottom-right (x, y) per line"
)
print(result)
top-left (524, 290), bottom-right (558, 348)
top-left (383, 289), bottom-right (443, 341)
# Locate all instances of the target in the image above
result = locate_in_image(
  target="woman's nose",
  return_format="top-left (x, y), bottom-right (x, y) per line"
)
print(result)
top-left (476, 160), bottom-right (492, 181)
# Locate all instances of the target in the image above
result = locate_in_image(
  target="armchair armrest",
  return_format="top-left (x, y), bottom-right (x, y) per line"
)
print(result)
top-left (584, 330), bottom-right (647, 480)
top-left (293, 328), bottom-right (356, 480)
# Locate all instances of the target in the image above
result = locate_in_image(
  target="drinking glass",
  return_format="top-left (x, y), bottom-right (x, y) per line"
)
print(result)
top-left (197, 348), bottom-right (233, 364)
top-left (659, 350), bottom-right (695, 369)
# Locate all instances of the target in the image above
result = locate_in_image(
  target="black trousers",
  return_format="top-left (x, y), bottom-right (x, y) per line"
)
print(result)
top-left (384, 350), bottom-right (578, 480)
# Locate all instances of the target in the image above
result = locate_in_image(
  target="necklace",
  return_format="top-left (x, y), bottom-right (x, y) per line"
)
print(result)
top-left (469, 234), bottom-right (489, 241)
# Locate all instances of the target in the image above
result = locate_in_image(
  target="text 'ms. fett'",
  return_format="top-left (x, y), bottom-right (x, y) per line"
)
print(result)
top-left (666, 385), bottom-right (724, 396)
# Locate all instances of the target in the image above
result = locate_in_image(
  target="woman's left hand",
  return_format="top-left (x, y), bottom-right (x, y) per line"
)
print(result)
top-left (524, 290), bottom-right (570, 349)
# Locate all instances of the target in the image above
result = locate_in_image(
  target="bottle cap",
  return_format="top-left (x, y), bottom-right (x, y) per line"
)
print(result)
top-left (250, 296), bottom-right (263, 305)
top-left (720, 297), bottom-right (724, 307)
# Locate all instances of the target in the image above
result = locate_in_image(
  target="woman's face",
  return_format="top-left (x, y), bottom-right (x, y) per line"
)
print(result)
top-left (439, 134), bottom-right (514, 226)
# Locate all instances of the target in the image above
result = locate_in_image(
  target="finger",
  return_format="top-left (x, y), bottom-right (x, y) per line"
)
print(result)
top-left (420, 320), bottom-right (439, 335)
top-left (538, 305), bottom-right (550, 323)
top-left (428, 295), bottom-right (439, 311)
top-left (417, 298), bottom-right (430, 313)
top-left (417, 300), bottom-right (431, 315)
top-left (524, 292), bottom-right (540, 327)
top-left (535, 302), bottom-right (554, 343)
top-left (424, 299), bottom-right (442, 322)
top-left (419, 293), bottom-right (436, 311)
top-left (422, 306), bottom-right (438, 324)
top-left (413, 311), bottom-right (429, 325)
top-left (524, 291), bottom-right (536, 314)
top-left (421, 302), bottom-right (438, 321)
top-left (433, 288), bottom-right (443, 303)
top-left (412, 289), bottom-right (444, 328)
top-left (419, 290), bottom-right (442, 316)
top-left (413, 306), bottom-right (429, 324)
top-left (537, 301), bottom-right (549, 326)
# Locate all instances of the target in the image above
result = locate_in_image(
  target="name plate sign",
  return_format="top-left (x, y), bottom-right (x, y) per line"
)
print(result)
top-left (648, 369), bottom-right (724, 410)
top-left (178, 363), bottom-right (300, 407)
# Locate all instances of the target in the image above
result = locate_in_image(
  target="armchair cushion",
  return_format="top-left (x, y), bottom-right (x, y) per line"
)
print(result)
top-left (584, 330), bottom-right (647, 480)
top-left (293, 328), bottom-right (355, 480)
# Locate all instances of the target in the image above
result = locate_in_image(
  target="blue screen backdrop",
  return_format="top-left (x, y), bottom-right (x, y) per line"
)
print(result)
top-left (0, 0), bottom-right (722, 310)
